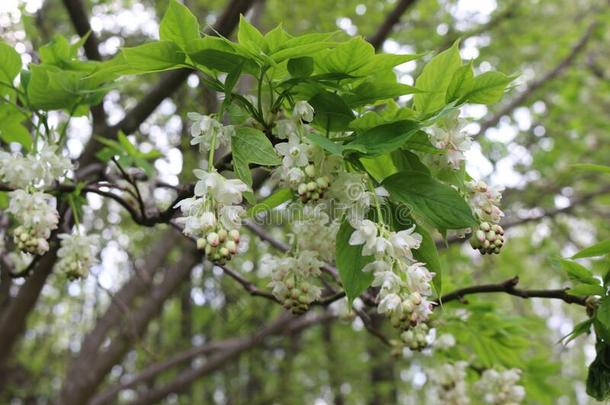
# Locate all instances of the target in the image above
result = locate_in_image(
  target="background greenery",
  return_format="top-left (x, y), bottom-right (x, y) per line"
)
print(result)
top-left (1, 0), bottom-right (609, 403)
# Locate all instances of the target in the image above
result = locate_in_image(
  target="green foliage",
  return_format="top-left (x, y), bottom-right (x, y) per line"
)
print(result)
top-left (0, 41), bottom-right (21, 95)
top-left (95, 131), bottom-right (162, 177)
top-left (573, 240), bottom-right (610, 259)
top-left (336, 219), bottom-right (374, 303)
top-left (383, 170), bottom-right (477, 230)
top-left (231, 127), bottom-right (281, 188)
top-left (159, 0), bottom-right (200, 49)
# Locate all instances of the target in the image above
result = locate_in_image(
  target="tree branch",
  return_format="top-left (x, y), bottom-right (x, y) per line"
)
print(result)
top-left (477, 21), bottom-right (597, 137)
top-left (367, 0), bottom-right (419, 51)
top-left (437, 276), bottom-right (587, 306)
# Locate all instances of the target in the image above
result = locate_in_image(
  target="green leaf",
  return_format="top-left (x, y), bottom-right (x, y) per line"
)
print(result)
top-left (572, 163), bottom-right (610, 174)
top-left (336, 219), bottom-right (374, 303)
top-left (189, 49), bottom-right (250, 74)
top-left (264, 24), bottom-right (291, 53)
top-left (237, 15), bottom-right (265, 53)
top-left (308, 91), bottom-right (355, 132)
top-left (38, 35), bottom-right (72, 65)
top-left (382, 170), bottom-right (476, 230)
top-left (360, 154), bottom-right (397, 182)
top-left (560, 259), bottom-right (599, 285)
top-left (345, 80), bottom-right (421, 107)
top-left (0, 121), bottom-right (32, 151)
top-left (561, 319), bottom-right (593, 344)
top-left (569, 284), bottom-right (606, 296)
top-left (231, 127), bottom-right (281, 187)
top-left (403, 130), bottom-right (442, 154)
top-left (287, 57), bottom-right (314, 78)
top-left (587, 342), bottom-right (610, 401)
top-left (0, 41), bottom-right (22, 92)
top-left (159, 0), bottom-right (200, 49)
top-left (597, 298), bottom-right (610, 336)
top-left (573, 240), bottom-right (610, 259)
top-left (315, 37), bottom-right (374, 75)
top-left (306, 132), bottom-right (343, 156)
top-left (461, 71), bottom-right (514, 105)
top-left (345, 120), bottom-right (420, 156)
top-left (446, 61), bottom-right (474, 103)
top-left (414, 41), bottom-right (462, 114)
top-left (248, 188), bottom-right (293, 217)
top-left (272, 42), bottom-right (338, 64)
top-left (391, 149), bottom-right (431, 175)
top-left (122, 41), bottom-right (186, 72)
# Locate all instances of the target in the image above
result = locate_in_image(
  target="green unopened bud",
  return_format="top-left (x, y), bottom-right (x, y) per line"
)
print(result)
top-left (207, 232), bottom-right (220, 247)
top-left (196, 238), bottom-right (207, 250)
top-left (297, 183), bottom-right (308, 195)
top-left (217, 229), bottom-right (228, 243)
top-left (304, 164), bottom-right (316, 177)
top-left (307, 181), bottom-right (317, 191)
top-left (229, 229), bottom-right (240, 242)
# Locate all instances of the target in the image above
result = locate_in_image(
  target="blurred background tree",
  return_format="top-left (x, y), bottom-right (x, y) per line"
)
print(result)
top-left (0, 0), bottom-right (609, 403)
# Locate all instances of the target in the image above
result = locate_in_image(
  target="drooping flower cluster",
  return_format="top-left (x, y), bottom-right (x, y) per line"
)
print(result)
top-left (7, 189), bottom-right (59, 255)
top-left (0, 144), bottom-right (72, 189)
top-left (176, 169), bottom-right (249, 263)
top-left (56, 232), bottom-right (100, 280)
top-left (273, 102), bottom-right (338, 203)
top-left (428, 109), bottom-right (472, 169)
top-left (327, 172), bottom-right (375, 226)
top-left (349, 219), bottom-right (435, 330)
top-left (291, 207), bottom-right (339, 262)
top-left (428, 361), bottom-right (470, 405)
top-left (465, 179), bottom-right (506, 254)
top-left (466, 180), bottom-right (504, 224)
top-left (265, 250), bottom-right (323, 314)
top-left (187, 113), bottom-right (234, 153)
top-left (400, 322), bottom-right (432, 351)
top-left (474, 369), bottom-right (525, 405)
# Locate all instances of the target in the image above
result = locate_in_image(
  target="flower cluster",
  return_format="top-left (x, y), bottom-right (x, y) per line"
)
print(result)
top-left (188, 113), bottom-right (233, 153)
top-left (176, 169), bottom-right (248, 263)
top-left (273, 102), bottom-right (339, 203)
top-left (349, 220), bottom-right (435, 330)
top-left (0, 144), bottom-right (72, 189)
top-left (470, 222), bottom-right (505, 255)
top-left (466, 180), bottom-right (504, 224)
top-left (327, 172), bottom-right (375, 226)
top-left (475, 368), bottom-right (525, 405)
top-left (291, 208), bottom-right (339, 262)
top-left (56, 232), bottom-right (100, 280)
top-left (7, 190), bottom-right (59, 255)
top-left (428, 110), bottom-right (472, 169)
top-left (400, 322), bottom-right (432, 351)
top-left (265, 250), bottom-right (323, 314)
top-left (428, 361), bottom-right (470, 405)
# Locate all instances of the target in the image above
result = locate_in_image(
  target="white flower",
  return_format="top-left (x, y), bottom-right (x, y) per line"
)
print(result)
top-left (276, 119), bottom-right (298, 139)
top-left (219, 205), bottom-right (244, 230)
top-left (406, 262), bottom-right (435, 296)
top-left (187, 113), bottom-right (231, 152)
top-left (293, 101), bottom-right (314, 122)
top-left (193, 170), bottom-right (249, 205)
top-left (475, 368), bottom-right (525, 405)
top-left (467, 180), bottom-right (504, 224)
top-left (429, 362), bottom-right (470, 405)
top-left (275, 134), bottom-right (309, 168)
top-left (388, 226), bottom-right (422, 259)
top-left (434, 333), bottom-right (456, 350)
top-left (378, 293), bottom-right (402, 314)
top-left (56, 232), bottom-right (100, 280)
top-left (348, 219), bottom-right (378, 255)
top-left (428, 110), bottom-right (472, 170)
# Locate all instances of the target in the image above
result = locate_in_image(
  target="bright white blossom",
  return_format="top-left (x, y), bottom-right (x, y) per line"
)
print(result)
top-left (475, 369), bottom-right (525, 405)
top-left (193, 169), bottom-right (249, 205)
top-left (56, 232), bottom-right (100, 280)
top-left (265, 250), bottom-right (323, 313)
top-left (0, 145), bottom-right (72, 189)
top-left (428, 361), bottom-right (470, 405)
top-left (187, 113), bottom-right (232, 153)
top-left (293, 101), bottom-right (314, 122)
top-left (7, 189), bottom-right (59, 255)
top-left (428, 110), bottom-right (472, 169)
top-left (466, 180), bottom-right (504, 224)
top-left (275, 134), bottom-right (310, 168)
top-left (291, 208), bottom-right (339, 261)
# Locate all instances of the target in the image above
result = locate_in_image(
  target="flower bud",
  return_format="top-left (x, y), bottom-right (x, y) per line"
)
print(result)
top-left (225, 240), bottom-right (238, 254)
top-left (196, 238), bottom-right (207, 250)
top-left (217, 228), bottom-right (228, 243)
top-left (304, 164), bottom-right (316, 177)
top-left (228, 229), bottom-right (240, 242)
top-left (206, 232), bottom-right (220, 247)
top-left (297, 183), bottom-right (308, 195)
top-left (307, 181), bottom-right (317, 191)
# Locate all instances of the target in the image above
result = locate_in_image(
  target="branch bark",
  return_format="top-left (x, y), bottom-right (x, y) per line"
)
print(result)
top-left (367, 0), bottom-right (418, 51)
top-left (476, 22), bottom-right (597, 137)
top-left (437, 276), bottom-right (587, 306)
